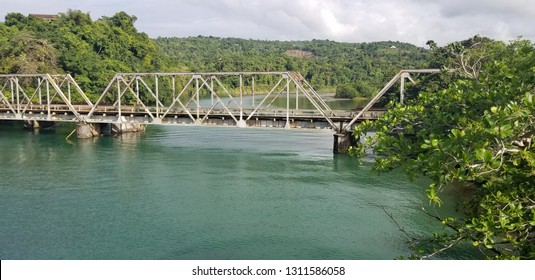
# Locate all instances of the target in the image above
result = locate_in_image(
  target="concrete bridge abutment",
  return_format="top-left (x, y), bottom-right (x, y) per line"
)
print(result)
top-left (76, 121), bottom-right (145, 138)
top-left (111, 119), bottom-right (145, 134)
top-left (23, 120), bottom-right (56, 130)
top-left (333, 130), bottom-right (357, 154)
top-left (76, 123), bottom-right (101, 139)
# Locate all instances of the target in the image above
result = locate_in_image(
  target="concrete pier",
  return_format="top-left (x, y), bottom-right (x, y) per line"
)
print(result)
top-left (23, 120), bottom-right (56, 130)
top-left (77, 121), bottom-right (145, 138)
top-left (77, 123), bottom-right (100, 139)
top-left (112, 118), bottom-right (145, 134)
top-left (333, 131), bottom-right (357, 154)
top-left (23, 120), bottom-right (40, 129)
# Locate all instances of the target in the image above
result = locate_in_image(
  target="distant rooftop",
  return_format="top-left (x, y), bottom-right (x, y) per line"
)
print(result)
top-left (29, 14), bottom-right (57, 21)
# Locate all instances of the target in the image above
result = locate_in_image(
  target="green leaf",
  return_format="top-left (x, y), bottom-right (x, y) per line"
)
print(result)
top-left (426, 184), bottom-right (443, 206)
top-left (524, 92), bottom-right (533, 104)
top-left (451, 128), bottom-right (465, 138)
top-left (483, 150), bottom-right (493, 163)
top-left (476, 149), bottom-right (493, 163)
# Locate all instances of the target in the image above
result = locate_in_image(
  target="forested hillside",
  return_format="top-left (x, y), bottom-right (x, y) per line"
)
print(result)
top-left (0, 10), bottom-right (428, 97)
top-left (156, 36), bottom-right (429, 93)
top-left (0, 10), bottom-right (161, 97)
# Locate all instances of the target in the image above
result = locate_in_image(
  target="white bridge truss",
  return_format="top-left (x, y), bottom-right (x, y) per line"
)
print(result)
top-left (0, 70), bottom-right (439, 132)
top-left (0, 74), bottom-right (93, 122)
top-left (86, 71), bottom-right (342, 129)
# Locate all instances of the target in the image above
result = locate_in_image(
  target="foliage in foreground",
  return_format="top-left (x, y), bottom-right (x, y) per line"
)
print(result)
top-left (351, 37), bottom-right (535, 259)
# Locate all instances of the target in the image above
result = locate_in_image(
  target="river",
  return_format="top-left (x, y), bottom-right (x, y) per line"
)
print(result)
top-left (171, 92), bottom-right (371, 110)
top-left (0, 93), bottom-right (477, 259)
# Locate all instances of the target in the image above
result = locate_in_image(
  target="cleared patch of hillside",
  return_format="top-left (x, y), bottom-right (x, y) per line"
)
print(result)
top-left (284, 49), bottom-right (315, 58)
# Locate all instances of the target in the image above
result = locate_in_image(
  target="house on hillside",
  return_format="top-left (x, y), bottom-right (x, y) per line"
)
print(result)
top-left (29, 14), bottom-right (57, 21)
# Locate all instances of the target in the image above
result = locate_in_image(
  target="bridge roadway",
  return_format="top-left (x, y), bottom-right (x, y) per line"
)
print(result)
top-left (0, 103), bottom-right (385, 129)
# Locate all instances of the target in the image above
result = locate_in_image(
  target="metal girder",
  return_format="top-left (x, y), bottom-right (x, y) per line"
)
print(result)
top-left (1, 70), bottom-right (438, 132)
top-left (342, 69), bottom-right (440, 131)
top-left (85, 72), bottom-right (342, 130)
top-left (0, 74), bottom-right (91, 122)
top-left (286, 71), bottom-right (337, 129)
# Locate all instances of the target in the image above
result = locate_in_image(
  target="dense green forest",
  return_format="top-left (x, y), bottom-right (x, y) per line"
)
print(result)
top-left (156, 36), bottom-right (428, 94)
top-left (0, 10), bottom-right (161, 97)
top-left (0, 10), bottom-right (428, 98)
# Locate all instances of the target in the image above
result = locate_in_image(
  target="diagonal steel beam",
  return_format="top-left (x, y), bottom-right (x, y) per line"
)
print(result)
top-left (160, 77), bottom-right (196, 122)
top-left (118, 76), bottom-right (156, 121)
top-left (287, 73), bottom-right (338, 130)
top-left (87, 74), bottom-right (120, 119)
top-left (245, 76), bottom-right (285, 121)
top-left (198, 76), bottom-right (239, 123)
top-left (137, 77), bottom-right (165, 108)
top-left (342, 69), bottom-right (440, 131)
top-left (44, 74), bottom-right (83, 121)
top-left (212, 76), bottom-right (241, 108)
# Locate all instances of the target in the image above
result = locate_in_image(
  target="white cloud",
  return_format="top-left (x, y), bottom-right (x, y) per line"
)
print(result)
top-left (1, 0), bottom-right (534, 45)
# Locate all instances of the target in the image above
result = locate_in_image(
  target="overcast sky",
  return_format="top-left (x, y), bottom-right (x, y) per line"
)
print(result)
top-left (1, 0), bottom-right (534, 46)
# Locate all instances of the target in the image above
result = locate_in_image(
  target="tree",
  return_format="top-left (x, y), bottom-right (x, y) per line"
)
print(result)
top-left (350, 38), bottom-right (535, 259)
top-left (101, 11), bottom-right (137, 31)
top-left (335, 81), bottom-right (376, 99)
top-left (2, 10), bottom-right (427, 99)
top-left (354, 80), bottom-right (376, 98)
top-left (1, 32), bottom-right (57, 74)
top-left (4, 12), bottom-right (27, 29)
top-left (155, 36), bottom-right (429, 93)
top-left (335, 84), bottom-right (358, 98)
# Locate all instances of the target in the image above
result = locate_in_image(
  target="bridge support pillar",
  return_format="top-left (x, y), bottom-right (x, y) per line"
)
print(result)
top-left (77, 123), bottom-right (100, 139)
top-left (24, 119), bottom-right (41, 129)
top-left (236, 119), bottom-right (247, 128)
top-left (76, 122), bottom-right (145, 139)
top-left (24, 120), bottom-right (55, 130)
top-left (333, 131), bottom-right (357, 154)
top-left (112, 122), bottom-right (145, 134)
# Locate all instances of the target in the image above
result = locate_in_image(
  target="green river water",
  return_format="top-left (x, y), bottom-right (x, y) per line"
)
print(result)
top-left (0, 97), bottom-right (475, 259)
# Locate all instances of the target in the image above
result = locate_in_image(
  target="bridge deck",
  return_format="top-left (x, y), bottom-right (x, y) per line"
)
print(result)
top-left (0, 103), bottom-right (384, 129)
top-left (0, 70), bottom-right (438, 132)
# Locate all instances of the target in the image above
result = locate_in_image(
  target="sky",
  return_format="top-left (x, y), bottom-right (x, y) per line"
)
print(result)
top-left (1, 0), bottom-right (534, 46)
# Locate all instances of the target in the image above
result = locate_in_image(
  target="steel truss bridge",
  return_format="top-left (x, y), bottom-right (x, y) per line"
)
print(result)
top-left (0, 70), bottom-right (439, 152)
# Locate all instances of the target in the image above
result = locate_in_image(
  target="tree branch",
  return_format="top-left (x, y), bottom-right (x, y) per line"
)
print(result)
top-left (380, 205), bottom-right (415, 243)
top-left (421, 235), bottom-right (463, 260)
